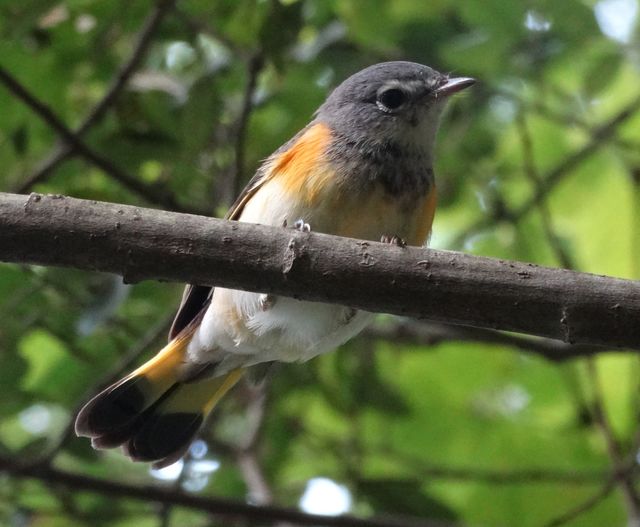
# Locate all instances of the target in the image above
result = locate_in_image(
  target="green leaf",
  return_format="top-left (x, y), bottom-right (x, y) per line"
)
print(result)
top-left (19, 329), bottom-right (90, 403)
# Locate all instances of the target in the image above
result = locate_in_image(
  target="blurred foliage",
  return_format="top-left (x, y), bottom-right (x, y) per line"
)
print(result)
top-left (0, 0), bottom-right (640, 526)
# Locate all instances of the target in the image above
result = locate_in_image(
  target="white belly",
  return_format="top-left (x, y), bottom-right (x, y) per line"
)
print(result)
top-left (188, 289), bottom-right (372, 371)
top-left (187, 178), bottom-right (373, 372)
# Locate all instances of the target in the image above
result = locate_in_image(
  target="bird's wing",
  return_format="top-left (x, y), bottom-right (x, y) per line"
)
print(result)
top-left (168, 124), bottom-right (318, 340)
top-left (167, 168), bottom-right (271, 339)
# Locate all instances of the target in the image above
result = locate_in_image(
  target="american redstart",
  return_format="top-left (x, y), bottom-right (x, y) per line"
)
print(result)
top-left (75, 61), bottom-right (474, 467)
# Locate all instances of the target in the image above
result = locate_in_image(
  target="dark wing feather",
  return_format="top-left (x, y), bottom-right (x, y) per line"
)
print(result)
top-left (167, 168), bottom-right (270, 340)
top-left (168, 124), bottom-right (316, 340)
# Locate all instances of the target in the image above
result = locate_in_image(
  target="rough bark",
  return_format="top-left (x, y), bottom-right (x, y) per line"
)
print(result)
top-left (0, 192), bottom-right (639, 350)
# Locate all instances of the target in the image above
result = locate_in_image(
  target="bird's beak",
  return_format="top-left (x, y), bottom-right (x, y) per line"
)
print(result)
top-left (435, 77), bottom-right (476, 98)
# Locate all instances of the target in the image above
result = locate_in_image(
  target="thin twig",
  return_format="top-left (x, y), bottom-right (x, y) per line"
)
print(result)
top-left (231, 53), bottom-right (264, 201)
top-left (16, 0), bottom-right (178, 193)
top-left (587, 359), bottom-right (640, 523)
top-left (0, 66), bottom-right (203, 214)
top-left (214, 52), bottom-right (265, 208)
top-left (363, 320), bottom-right (604, 362)
top-left (236, 381), bottom-right (274, 505)
top-left (517, 94), bottom-right (640, 221)
top-left (515, 109), bottom-right (640, 525)
top-left (201, 381), bottom-right (275, 505)
top-left (307, 437), bottom-right (615, 485)
top-left (516, 111), bottom-right (576, 269)
top-left (384, 450), bottom-right (611, 485)
top-left (453, 92), bottom-right (640, 249)
top-left (174, 7), bottom-right (244, 56)
top-left (158, 450), bottom-right (192, 527)
top-left (498, 88), bottom-right (640, 153)
top-left (517, 112), bottom-right (595, 485)
top-left (416, 465), bottom-right (609, 485)
top-left (542, 478), bottom-right (617, 527)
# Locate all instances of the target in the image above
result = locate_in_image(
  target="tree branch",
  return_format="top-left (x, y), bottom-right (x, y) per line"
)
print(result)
top-left (0, 457), bottom-right (453, 527)
top-left (0, 192), bottom-right (639, 350)
top-left (586, 359), bottom-right (640, 521)
top-left (0, 67), bottom-right (203, 215)
top-left (15, 0), bottom-right (177, 193)
top-left (232, 53), bottom-right (264, 198)
top-left (453, 92), bottom-right (640, 248)
top-left (542, 478), bottom-right (617, 527)
top-left (362, 320), bottom-right (603, 362)
top-left (390, 454), bottom-right (611, 485)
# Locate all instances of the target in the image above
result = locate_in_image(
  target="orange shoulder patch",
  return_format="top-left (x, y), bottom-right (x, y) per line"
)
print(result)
top-left (271, 122), bottom-right (334, 204)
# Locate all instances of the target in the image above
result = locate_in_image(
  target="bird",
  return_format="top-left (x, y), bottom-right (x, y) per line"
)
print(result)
top-left (75, 61), bottom-right (474, 467)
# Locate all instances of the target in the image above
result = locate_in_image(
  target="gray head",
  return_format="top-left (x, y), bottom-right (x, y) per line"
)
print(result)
top-left (316, 61), bottom-right (474, 161)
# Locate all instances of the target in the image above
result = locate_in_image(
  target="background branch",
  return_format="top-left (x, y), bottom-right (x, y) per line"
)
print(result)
top-left (363, 320), bottom-right (603, 361)
top-left (0, 67), bottom-right (203, 214)
top-left (453, 93), bottom-right (640, 249)
top-left (0, 456), bottom-right (455, 527)
top-left (543, 478), bottom-right (617, 527)
top-left (230, 52), bottom-right (264, 201)
top-left (15, 0), bottom-right (177, 193)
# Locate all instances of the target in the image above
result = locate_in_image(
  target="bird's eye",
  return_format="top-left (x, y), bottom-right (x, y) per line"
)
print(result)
top-left (377, 88), bottom-right (407, 111)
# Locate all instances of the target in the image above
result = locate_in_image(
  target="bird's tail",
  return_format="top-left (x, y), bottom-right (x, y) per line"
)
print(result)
top-left (75, 321), bottom-right (244, 468)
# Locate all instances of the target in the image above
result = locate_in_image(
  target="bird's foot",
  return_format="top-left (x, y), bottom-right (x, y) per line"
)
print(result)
top-left (380, 234), bottom-right (407, 247)
top-left (293, 219), bottom-right (311, 232)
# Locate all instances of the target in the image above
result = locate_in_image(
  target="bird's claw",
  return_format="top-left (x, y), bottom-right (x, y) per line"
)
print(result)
top-left (293, 219), bottom-right (311, 232)
top-left (380, 234), bottom-right (406, 247)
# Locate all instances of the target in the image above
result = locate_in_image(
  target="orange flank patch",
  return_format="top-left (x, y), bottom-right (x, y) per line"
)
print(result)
top-left (410, 186), bottom-right (437, 245)
top-left (272, 122), bottom-right (335, 204)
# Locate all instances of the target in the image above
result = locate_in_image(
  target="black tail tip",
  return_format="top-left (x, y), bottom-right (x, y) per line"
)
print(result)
top-left (75, 377), bottom-right (148, 438)
top-left (76, 378), bottom-right (205, 467)
top-left (124, 412), bottom-right (204, 467)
